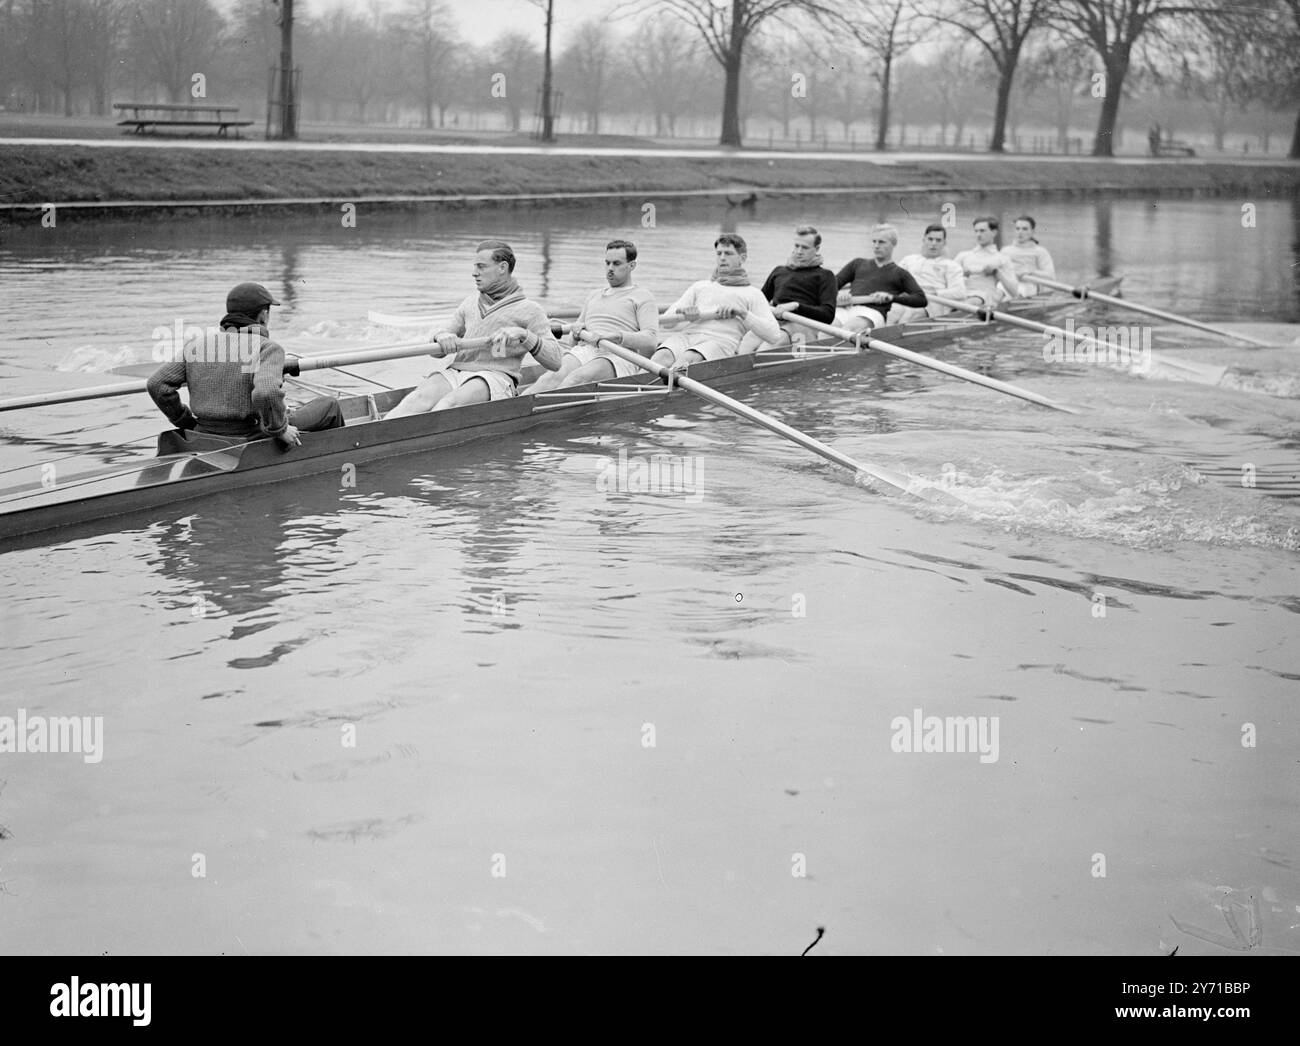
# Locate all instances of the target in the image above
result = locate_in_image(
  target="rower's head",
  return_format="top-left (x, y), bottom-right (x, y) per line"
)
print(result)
top-left (226, 282), bottom-right (279, 325)
top-left (972, 216), bottom-right (999, 248)
top-left (713, 232), bottom-right (747, 273)
top-left (870, 224), bottom-right (898, 263)
top-left (791, 225), bottom-right (821, 261)
top-left (921, 223), bottom-right (947, 258)
top-left (473, 239), bottom-right (516, 294)
top-left (604, 240), bottom-right (637, 288)
top-left (1013, 215), bottom-right (1038, 245)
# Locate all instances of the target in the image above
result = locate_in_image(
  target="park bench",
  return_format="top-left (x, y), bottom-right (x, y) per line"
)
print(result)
top-left (1148, 134), bottom-right (1196, 157)
top-left (113, 102), bottom-right (253, 138)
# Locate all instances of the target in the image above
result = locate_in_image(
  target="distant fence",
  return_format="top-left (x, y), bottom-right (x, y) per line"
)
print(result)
top-left (658, 128), bottom-right (1089, 154)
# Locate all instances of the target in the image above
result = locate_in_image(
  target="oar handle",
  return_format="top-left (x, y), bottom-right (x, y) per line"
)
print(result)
top-left (288, 336), bottom-right (491, 374)
top-left (659, 308), bottom-right (730, 325)
top-left (1028, 274), bottom-right (1089, 298)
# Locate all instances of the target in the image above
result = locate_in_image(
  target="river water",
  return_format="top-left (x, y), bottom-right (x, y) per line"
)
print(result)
top-left (1, 194), bottom-right (1298, 955)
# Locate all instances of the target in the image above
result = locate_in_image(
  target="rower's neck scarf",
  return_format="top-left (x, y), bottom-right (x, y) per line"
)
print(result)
top-left (479, 275), bottom-right (521, 307)
top-left (786, 250), bottom-right (824, 270)
top-left (712, 266), bottom-right (750, 287)
top-left (220, 314), bottom-right (266, 332)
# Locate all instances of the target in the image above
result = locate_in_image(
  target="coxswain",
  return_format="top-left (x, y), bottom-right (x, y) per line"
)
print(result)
top-left (146, 281), bottom-right (343, 447)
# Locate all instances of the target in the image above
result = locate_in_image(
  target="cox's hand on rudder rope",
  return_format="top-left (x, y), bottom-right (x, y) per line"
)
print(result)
top-left (275, 424), bottom-right (303, 449)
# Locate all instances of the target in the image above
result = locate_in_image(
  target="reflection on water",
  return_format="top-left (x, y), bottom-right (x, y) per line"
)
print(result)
top-left (1094, 198), bottom-right (1114, 276)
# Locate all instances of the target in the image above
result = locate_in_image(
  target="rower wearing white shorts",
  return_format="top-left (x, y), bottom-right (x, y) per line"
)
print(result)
top-left (527, 240), bottom-right (660, 393)
top-left (1000, 215), bottom-right (1056, 297)
top-left (833, 224), bottom-right (928, 333)
top-left (955, 215), bottom-right (1021, 307)
top-left (650, 233), bottom-right (781, 369)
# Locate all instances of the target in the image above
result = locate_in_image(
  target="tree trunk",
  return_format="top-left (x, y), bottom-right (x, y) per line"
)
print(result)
top-left (1091, 56), bottom-right (1127, 157)
top-left (541, 0), bottom-right (555, 141)
top-left (989, 60), bottom-right (1015, 153)
top-left (1290, 104), bottom-right (1300, 159)
top-left (278, 0), bottom-right (297, 139)
top-left (720, 52), bottom-right (743, 145)
top-left (875, 52), bottom-right (893, 151)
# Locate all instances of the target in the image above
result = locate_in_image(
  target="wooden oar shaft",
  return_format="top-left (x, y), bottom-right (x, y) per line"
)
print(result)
top-left (0, 338), bottom-right (491, 413)
top-left (931, 293), bottom-right (1124, 355)
top-left (290, 337), bottom-right (489, 373)
top-left (781, 312), bottom-right (1078, 414)
top-left (1029, 275), bottom-right (1274, 347)
top-left (0, 380), bottom-right (149, 412)
top-left (590, 338), bottom-right (936, 498)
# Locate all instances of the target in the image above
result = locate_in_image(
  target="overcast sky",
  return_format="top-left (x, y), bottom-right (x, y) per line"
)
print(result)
top-left (312, 0), bottom-right (620, 48)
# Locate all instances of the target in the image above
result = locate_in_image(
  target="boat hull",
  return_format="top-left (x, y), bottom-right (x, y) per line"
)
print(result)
top-left (0, 280), bottom-right (1121, 546)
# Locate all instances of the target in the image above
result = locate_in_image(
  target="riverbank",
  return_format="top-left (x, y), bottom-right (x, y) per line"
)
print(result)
top-left (1, 139), bottom-right (1296, 221)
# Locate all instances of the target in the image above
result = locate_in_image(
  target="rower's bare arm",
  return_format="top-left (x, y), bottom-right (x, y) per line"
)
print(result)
top-left (627, 299), bottom-right (660, 353)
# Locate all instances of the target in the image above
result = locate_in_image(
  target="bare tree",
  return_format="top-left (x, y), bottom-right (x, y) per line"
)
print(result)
top-left (560, 17), bottom-right (612, 133)
top-left (524, 0), bottom-right (556, 141)
top-left (129, 0), bottom-right (225, 104)
top-left (924, 40), bottom-right (990, 147)
top-left (627, 17), bottom-right (702, 137)
top-left (1243, 0), bottom-right (1300, 157)
top-left (488, 32), bottom-right (542, 132)
top-left (1051, 0), bottom-right (1226, 156)
top-left (619, 0), bottom-right (842, 147)
top-left (926, 0), bottom-right (1049, 152)
top-left (1017, 36), bottom-right (1093, 149)
top-left (842, 0), bottom-right (929, 150)
top-left (398, 0), bottom-right (458, 129)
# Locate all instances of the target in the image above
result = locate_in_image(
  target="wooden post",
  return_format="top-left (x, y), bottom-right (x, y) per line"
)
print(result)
top-left (278, 0), bottom-right (297, 139)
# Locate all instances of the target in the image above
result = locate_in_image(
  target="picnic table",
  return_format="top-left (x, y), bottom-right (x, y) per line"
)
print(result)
top-left (113, 102), bottom-right (253, 138)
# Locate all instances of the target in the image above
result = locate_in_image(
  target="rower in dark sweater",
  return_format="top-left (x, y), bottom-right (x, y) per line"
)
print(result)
top-left (741, 224), bottom-right (838, 353)
top-left (834, 224), bottom-right (928, 333)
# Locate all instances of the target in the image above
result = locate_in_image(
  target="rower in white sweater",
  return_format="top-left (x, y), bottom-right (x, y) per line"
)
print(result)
top-left (651, 233), bottom-right (782, 369)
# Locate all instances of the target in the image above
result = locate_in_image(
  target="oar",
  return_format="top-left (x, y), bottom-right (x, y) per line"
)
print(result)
top-left (928, 294), bottom-right (1230, 386)
top-left (1028, 274), bottom-right (1277, 348)
top-left (0, 339), bottom-right (489, 413)
top-left (584, 336), bottom-right (950, 501)
top-left (781, 312), bottom-right (1078, 413)
top-left (372, 305), bottom-right (585, 326)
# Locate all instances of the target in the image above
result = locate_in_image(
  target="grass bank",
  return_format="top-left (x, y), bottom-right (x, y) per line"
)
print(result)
top-left (1, 140), bottom-right (1296, 220)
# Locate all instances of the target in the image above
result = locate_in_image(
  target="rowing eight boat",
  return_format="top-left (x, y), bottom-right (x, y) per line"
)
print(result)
top-left (0, 278), bottom-right (1122, 544)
